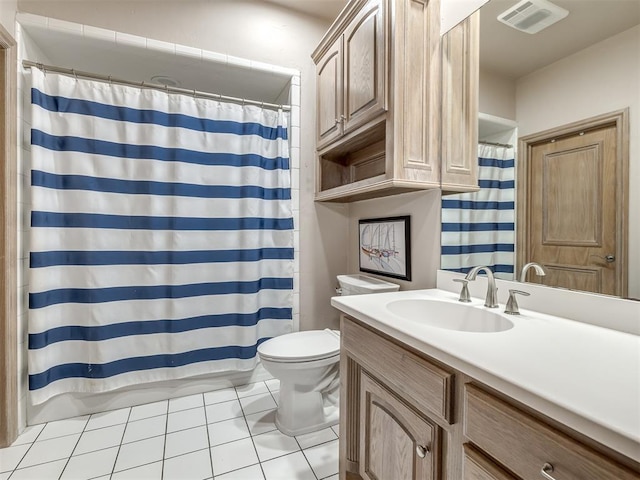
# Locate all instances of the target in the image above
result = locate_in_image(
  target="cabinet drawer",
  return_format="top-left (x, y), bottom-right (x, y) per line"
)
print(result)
top-left (463, 444), bottom-right (519, 480)
top-left (464, 384), bottom-right (639, 480)
top-left (342, 316), bottom-right (454, 423)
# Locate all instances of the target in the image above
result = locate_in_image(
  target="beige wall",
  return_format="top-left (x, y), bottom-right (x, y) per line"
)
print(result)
top-left (516, 25), bottom-right (640, 299)
top-left (347, 191), bottom-right (442, 293)
top-left (18, 0), bottom-right (351, 329)
top-left (479, 68), bottom-right (516, 120)
top-left (0, 0), bottom-right (17, 37)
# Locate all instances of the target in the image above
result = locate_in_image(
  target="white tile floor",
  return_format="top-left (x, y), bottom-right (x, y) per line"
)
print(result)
top-left (0, 380), bottom-right (339, 480)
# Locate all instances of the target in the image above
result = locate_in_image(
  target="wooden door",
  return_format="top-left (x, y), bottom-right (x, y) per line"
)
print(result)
top-left (527, 124), bottom-right (619, 295)
top-left (316, 36), bottom-right (343, 148)
top-left (359, 372), bottom-right (438, 480)
top-left (343, 0), bottom-right (386, 134)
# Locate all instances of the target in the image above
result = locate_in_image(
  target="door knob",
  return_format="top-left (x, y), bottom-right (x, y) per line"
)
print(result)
top-left (415, 444), bottom-right (430, 458)
top-left (590, 254), bottom-right (615, 263)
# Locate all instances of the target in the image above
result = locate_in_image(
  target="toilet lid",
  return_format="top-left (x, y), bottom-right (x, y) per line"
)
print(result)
top-left (258, 330), bottom-right (340, 363)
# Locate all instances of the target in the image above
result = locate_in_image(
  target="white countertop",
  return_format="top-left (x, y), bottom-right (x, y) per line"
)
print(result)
top-left (331, 288), bottom-right (640, 462)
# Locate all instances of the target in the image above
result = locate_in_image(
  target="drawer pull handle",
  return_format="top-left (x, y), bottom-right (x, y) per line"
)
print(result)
top-left (541, 463), bottom-right (556, 480)
top-left (416, 444), bottom-right (430, 458)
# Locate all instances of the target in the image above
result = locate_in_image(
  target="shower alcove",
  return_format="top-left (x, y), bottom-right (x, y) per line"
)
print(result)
top-left (16, 13), bottom-right (301, 425)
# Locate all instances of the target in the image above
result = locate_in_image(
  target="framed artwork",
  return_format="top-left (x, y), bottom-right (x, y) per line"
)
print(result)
top-left (358, 216), bottom-right (411, 281)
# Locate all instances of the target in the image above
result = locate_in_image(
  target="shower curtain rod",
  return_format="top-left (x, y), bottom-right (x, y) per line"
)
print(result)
top-left (479, 140), bottom-right (514, 148)
top-left (22, 60), bottom-right (292, 111)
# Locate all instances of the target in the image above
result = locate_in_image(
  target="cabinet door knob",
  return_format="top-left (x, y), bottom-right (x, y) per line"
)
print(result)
top-left (540, 462), bottom-right (557, 480)
top-left (415, 444), bottom-right (430, 458)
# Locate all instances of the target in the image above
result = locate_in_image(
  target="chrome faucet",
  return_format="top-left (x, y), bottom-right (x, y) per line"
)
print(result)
top-left (465, 266), bottom-right (498, 308)
top-left (520, 262), bottom-right (546, 283)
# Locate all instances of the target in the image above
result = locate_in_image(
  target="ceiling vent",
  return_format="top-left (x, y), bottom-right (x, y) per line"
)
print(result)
top-left (497, 0), bottom-right (569, 34)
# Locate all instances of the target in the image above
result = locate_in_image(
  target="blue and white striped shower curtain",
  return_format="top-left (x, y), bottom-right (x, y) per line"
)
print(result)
top-left (28, 69), bottom-right (293, 404)
top-left (441, 144), bottom-right (515, 279)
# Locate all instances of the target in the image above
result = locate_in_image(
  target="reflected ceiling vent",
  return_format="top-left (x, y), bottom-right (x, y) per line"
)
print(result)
top-left (150, 75), bottom-right (181, 88)
top-left (497, 0), bottom-right (569, 34)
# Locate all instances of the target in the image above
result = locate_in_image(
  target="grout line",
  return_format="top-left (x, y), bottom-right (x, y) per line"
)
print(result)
top-left (295, 436), bottom-right (320, 480)
top-left (3, 436), bottom-right (38, 477)
top-left (57, 416), bottom-right (90, 479)
top-left (109, 408), bottom-right (133, 477)
top-left (236, 382), bottom-right (267, 479)
top-left (201, 392), bottom-right (216, 479)
top-left (160, 399), bottom-right (170, 480)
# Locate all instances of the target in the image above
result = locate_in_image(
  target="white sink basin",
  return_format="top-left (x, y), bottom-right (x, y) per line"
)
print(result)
top-left (386, 299), bottom-right (514, 332)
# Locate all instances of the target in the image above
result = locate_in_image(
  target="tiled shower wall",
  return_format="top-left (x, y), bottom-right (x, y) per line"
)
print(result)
top-left (15, 13), bottom-right (301, 431)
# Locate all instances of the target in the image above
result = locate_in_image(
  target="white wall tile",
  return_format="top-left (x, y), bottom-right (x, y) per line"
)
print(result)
top-left (146, 38), bottom-right (176, 55)
top-left (290, 105), bottom-right (300, 128)
top-left (201, 50), bottom-right (227, 64)
top-left (115, 32), bottom-right (147, 48)
top-left (226, 55), bottom-right (251, 69)
top-left (47, 18), bottom-right (83, 35)
top-left (83, 25), bottom-right (116, 42)
top-left (174, 44), bottom-right (202, 60)
top-left (289, 126), bottom-right (300, 149)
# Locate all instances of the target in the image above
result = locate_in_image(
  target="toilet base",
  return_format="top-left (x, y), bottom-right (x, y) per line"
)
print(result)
top-left (274, 384), bottom-right (339, 436)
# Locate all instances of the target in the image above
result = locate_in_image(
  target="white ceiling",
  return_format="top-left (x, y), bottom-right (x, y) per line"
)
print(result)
top-left (21, 0), bottom-right (639, 101)
top-left (263, 0), bottom-right (347, 21)
top-left (269, 0), bottom-right (640, 79)
top-left (480, 0), bottom-right (640, 79)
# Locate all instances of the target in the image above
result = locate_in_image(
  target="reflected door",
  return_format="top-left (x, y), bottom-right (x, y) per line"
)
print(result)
top-left (527, 124), bottom-right (619, 295)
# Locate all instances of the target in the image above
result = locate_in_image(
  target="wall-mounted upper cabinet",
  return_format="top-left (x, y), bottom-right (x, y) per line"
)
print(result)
top-left (312, 0), bottom-right (480, 203)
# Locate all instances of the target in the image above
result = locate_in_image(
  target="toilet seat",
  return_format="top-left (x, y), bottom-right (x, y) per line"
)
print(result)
top-left (258, 330), bottom-right (340, 363)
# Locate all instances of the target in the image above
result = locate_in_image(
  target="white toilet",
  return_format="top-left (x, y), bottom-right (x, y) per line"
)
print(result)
top-left (257, 274), bottom-right (400, 436)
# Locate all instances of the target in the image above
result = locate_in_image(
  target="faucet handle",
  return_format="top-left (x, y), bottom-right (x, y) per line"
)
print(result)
top-left (453, 278), bottom-right (471, 303)
top-left (505, 289), bottom-right (530, 315)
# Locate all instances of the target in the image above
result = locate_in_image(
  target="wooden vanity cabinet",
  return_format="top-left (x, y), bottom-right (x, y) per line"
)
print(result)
top-left (341, 316), bottom-right (455, 480)
top-left (463, 384), bottom-right (640, 480)
top-left (340, 315), bottom-right (640, 480)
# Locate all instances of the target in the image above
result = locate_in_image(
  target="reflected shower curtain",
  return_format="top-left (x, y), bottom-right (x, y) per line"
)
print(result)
top-left (28, 69), bottom-right (293, 404)
top-left (441, 144), bottom-right (515, 279)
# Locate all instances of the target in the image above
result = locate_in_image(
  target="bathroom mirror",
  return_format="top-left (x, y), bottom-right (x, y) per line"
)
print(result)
top-left (440, 0), bottom-right (640, 300)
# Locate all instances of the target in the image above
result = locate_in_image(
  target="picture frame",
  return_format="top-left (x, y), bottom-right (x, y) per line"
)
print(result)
top-left (358, 216), bottom-right (411, 281)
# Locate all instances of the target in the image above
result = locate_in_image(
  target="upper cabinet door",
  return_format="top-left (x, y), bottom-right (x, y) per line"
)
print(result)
top-left (343, 0), bottom-right (387, 135)
top-left (316, 37), bottom-right (343, 149)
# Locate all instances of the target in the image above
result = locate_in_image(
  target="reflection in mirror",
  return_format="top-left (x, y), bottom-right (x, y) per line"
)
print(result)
top-left (440, 0), bottom-right (640, 300)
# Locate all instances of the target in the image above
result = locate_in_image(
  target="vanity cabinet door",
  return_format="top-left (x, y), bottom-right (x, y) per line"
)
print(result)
top-left (316, 36), bottom-right (343, 148)
top-left (359, 371), bottom-right (440, 480)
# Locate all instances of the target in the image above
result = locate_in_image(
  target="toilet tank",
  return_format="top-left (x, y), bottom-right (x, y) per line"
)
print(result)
top-left (337, 274), bottom-right (400, 296)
